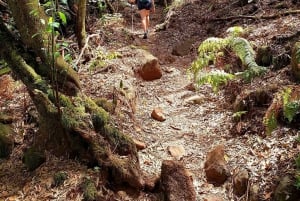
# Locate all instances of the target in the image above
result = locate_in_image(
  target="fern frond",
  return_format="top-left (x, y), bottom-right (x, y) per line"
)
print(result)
top-left (230, 37), bottom-right (255, 67)
top-left (189, 27), bottom-right (266, 91)
top-left (263, 111), bottom-right (277, 135)
top-left (236, 66), bottom-right (267, 82)
top-left (189, 37), bottom-right (230, 78)
top-left (196, 70), bottom-right (235, 92)
top-left (230, 37), bottom-right (267, 81)
top-left (281, 87), bottom-right (300, 122)
top-left (198, 37), bottom-right (229, 55)
top-left (226, 26), bottom-right (245, 37)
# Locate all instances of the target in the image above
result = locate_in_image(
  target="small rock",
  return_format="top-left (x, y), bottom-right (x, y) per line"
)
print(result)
top-left (161, 160), bottom-right (196, 201)
top-left (185, 95), bottom-right (205, 104)
top-left (167, 145), bottom-right (185, 160)
top-left (184, 83), bottom-right (196, 91)
top-left (117, 190), bottom-right (127, 198)
top-left (144, 160), bottom-right (152, 165)
top-left (164, 67), bottom-right (175, 73)
top-left (151, 107), bottom-right (166, 122)
top-left (203, 195), bottom-right (223, 201)
top-left (249, 184), bottom-right (259, 201)
top-left (172, 40), bottom-right (194, 56)
top-left (274, 176), bottom-right (300, 201)
top-left (0, 123), bottom-right (14, 158)
top-left (144, 175), bottom-right (160, 192)
top-left (233, 168), bottom-right (249, 197)
top-left (204, 145), bottom-right (230, 186)
top-left (132, 138), bottom-right (146, 150)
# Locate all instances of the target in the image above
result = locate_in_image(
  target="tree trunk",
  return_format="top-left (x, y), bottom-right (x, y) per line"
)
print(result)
top-left (76, 0), bottom-right (86, 49)
top-left (2, 0), bottom-right (144, 189)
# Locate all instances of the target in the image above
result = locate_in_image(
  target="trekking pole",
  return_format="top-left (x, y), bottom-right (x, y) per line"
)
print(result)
top-left (131, 3), bottom-right (134, 33)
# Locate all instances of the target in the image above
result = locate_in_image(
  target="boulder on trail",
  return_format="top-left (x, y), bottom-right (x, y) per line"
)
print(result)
top-left (233, 168), bottom-right (249, 197)
top-left (204, 145), bottom-right (230, 186)
top-left (117, 46), bottom-right (162, 81)
top-left (172, 39), bottom-right (194, 56)
top-left (160, 160), bottom-right (196, 201)
top-left (0, 113), bottom-right (14, 158)
top-left (136, 49), bottom-right (162, 81)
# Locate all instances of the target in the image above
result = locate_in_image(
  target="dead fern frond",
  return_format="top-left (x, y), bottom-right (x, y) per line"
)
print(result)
top-left (0, 75), bottom-right (14, 107)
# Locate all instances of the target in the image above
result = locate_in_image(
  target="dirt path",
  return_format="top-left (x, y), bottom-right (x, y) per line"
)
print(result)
top-left (93, 2), bottom-right (300, 200)
top-left (1, 1), bottom-right (300, 200)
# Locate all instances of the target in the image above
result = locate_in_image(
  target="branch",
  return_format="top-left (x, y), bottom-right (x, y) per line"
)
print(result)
top-left (75, 33), bottom-right (101, 72)
top-left (0, 0), bottom-right (7, 8)
top-left (213, 9), bottom-right (300, 21)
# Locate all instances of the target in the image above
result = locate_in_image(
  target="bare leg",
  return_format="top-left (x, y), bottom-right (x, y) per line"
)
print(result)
top-left (139, 9), bottom-right (150, 32)
top-left (146, 15), bottom-right (150, 32)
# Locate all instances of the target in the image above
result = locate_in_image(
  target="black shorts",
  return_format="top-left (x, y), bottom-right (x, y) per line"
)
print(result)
top-left (137, 0), bottom-right (152, 10)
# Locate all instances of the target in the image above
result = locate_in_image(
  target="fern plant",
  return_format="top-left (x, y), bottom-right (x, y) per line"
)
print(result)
top-left (263, 111), bottom-right (278, 135)
top-left (263, 87), bottom-right (300, 134)
top-left (281, 87), bottom-right (300, 122)
top-left (189, 26), bottom-right (267, 91)
top-left (197, 70), bottom-right (235, 92)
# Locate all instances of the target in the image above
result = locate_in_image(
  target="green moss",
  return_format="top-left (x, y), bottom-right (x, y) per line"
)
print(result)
top-left (81, 178), bottom-right (97, 201)
top-left (0, 113), bottom-right (13, 124)
top-left (94, 98), bottom-right (114, 113)
top-left (23, 147), bottom-right (46, 171)
top-left (59, 94), bottom-right (73, 107)
top-left (60, 96), bottom-right (88, 130)
top-left (53, 171), bottom-right (68, 187)
top-left (61, 105), bottom-right (86, 130)
top-left (0, 67), bottom-right (10, 76)
top-left (56, 56), bottom-right (81, 89)
top-left (89, 60), bottom-right (106, 71)
top-left (84, 97), bottom-right (109, 130)
top-left (103, 125), bottom-right (135, 155)
top-left (0, 123), bottom-right (14, 158)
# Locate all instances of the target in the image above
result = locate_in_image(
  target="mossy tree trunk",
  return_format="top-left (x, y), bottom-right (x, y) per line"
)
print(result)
top-left (0, 0), bottom-right (143, 189)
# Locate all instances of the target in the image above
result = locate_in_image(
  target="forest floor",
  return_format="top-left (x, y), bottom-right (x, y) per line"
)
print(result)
top-left (1, 0), bottom-right (300, 200)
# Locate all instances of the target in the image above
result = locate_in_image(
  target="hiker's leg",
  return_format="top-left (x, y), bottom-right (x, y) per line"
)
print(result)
top-left (139, 9), bottom-right (148, 33)
top-left (145, 11), bottom-right (150, 31)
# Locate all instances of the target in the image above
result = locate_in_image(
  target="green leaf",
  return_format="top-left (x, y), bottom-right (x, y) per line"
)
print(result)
top-left (295, 155), bottom-right (300, 169)
top-left (54, 52), bottom-right (60, 59)
top-left (58, 11), bottom-right (67, 25)
top-left (233, 111), bottom-right (247, 118)
top-left (32, 32), bottom-right (41, 38)
top-left (30, 9), bottom-right (38, 16)
top-left (61, 0), bottom-right (68, 5)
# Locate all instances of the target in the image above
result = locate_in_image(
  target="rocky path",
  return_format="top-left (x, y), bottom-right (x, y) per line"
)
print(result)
top-left (1, 1), bottom-right (300, 200)
top-left (87, 2), bottom-right (300, 200)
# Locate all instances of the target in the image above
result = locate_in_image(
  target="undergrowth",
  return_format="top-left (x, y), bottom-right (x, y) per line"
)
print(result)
top-left (263, 87), bottom-right (300, 134)
top-left (188, 26), bottom-right (267, 92)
